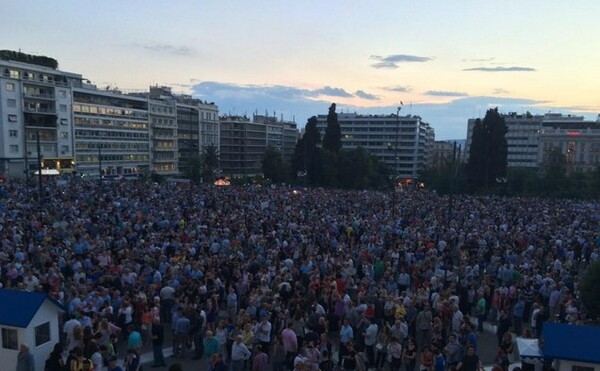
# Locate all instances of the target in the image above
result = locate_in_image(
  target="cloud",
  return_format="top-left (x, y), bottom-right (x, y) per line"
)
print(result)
top-left (382, 85), bottom-right (412, 93)
top-left (424, 90), bottom-right (469, 97)
top-left (355, 90), bottom-right (379, 100)
top-left (191, 81), bottom-right (595, 140)
top-left (462, 57), bottom-right (495, 62)
top-left (371, 54), bottom-right (432, 69)
top-left (492, 88), bottom-right (510, 95)
top-left (463, 66), bottom-right (536, 72)
top-left (132, 42), bottom-right (194, 56)
top-left (311, 86), bottom-right (353, 98)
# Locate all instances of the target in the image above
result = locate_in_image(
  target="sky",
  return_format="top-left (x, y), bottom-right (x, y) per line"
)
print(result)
top-left (3, 0), bottom-right (599, 139)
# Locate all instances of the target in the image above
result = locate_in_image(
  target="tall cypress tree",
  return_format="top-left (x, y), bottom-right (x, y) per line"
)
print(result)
top-left (322, 103), bottom-right (342, 153)
top-left (467, 108), bottom-right (508, 190)
top-left (292, 116), bottom-right (321, 184)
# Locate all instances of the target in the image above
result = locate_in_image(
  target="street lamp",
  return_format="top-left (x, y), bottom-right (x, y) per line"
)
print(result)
top-left (392, 104), bottom-right (402, 220)
top-left (496, 177), bottom-right (508, 196)
top-left (297, 170), bottom-right (307, 187)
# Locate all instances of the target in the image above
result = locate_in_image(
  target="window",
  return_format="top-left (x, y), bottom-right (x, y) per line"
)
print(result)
top-left (35, 322), bottom-right (51, 346)
top-left (9, 145), bottom-right (18, 153)
top-left (61, 145), bottom-right (69, 154)
top-left (9, 69), bottom-right (19, 78)
top-left (1, 328), bottom-right (18, 350)
top-left (6, 82), bottom-right (15, 91)
top-left (7, 99), bottom-right (16, 107)
top-left (59, 104), bottom-right (67, 112)
top-left (8, 114), bottom-right (17, 122)
top-left (60, 132), bottom-right (69, 139)
top-left (58, 90), bottom-right (66, 98)
top-left (572, 366), bottom-right (594, 371)
top-left (9, 130), bottom-right (18, 137)
top-left (60, 119), bottom-right (68, 125)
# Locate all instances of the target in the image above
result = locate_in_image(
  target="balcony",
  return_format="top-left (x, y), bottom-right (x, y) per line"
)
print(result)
top-left (24, 106), bottom-right (56, 114)
top-left (153, 157), bottom-right (176, 163)
top-left (23, 91), bottom-right (55, 100)
top-left (153, 146), bottom-right (178, 152)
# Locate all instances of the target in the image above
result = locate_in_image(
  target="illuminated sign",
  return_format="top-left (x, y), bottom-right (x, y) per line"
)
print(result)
top-left (566, 132), bottom-right (581, 136)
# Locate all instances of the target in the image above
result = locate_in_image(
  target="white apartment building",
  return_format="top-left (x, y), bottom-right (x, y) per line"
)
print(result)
top-left (72, 87), bottom-right (150, 177)
top-left (147, 86), bottom-right (179, 175)
top-left (0, 56), bottom-right (82, 178)
top-left (465, 112), bottom-right (587, 169)
top-left (315, 113), bottom-right (434, 179)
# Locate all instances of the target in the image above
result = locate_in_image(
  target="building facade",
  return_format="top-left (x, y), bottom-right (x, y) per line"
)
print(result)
top-left (148, 86), bottom-right (178, 175)
top-left (72, 87), bottom-right (150, 177)
top-left (315, 113), bottom-right (434, 179)
top-left (465, 112), bottom-right (590, 170)
top-left (219, 116), bottom-right (266, 177)
top-left (0, 57), bottom-right (82, 178)
top-left (539, 118), bottom-right (600, 174)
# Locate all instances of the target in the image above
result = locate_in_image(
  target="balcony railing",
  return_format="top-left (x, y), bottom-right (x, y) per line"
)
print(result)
top-left (23, 91), bottom-right (55, 100)
top-left (24, 107), bottom-right (56, 114)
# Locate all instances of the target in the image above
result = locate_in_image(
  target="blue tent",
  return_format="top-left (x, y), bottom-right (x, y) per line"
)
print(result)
top-left (543, 322), bottom-right (600, 364)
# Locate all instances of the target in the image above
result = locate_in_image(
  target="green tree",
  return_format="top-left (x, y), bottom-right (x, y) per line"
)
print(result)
top-left (292, 116), bottom-right (321, 185)
top-left (538, 147), bottom-right (567, 196)
top-left (201, 144), bottom-right (220, 181)
top-left (184, 154), bottom-right (203, 184)
top-left (580, 260), bottom-right (600, 320)
top-left (466, 108), bottom-right (508, 191)
top-left (322, 103), bottom-right (342, 153)
top-left (262, 146), bottom-right (288, 183)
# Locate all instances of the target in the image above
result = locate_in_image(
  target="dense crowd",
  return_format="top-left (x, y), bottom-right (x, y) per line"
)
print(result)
top-left (3, 178), bottom-right (599, 371)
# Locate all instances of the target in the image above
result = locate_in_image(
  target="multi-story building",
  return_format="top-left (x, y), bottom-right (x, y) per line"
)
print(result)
top-left (0, 54), bottom-right (82, 178)
top-left (465, 112), bottom-right (588, 169)
top-left (72, 87), bottom-right (150, 177)
top-left (315, 112), bottom-right (434, 179)
top-left (199, 101), bottom-right (219, 150)
top-left (175, 98), bottom-right (201, 175)
top-left (147, 86), bottom-right (178, 175)
top-left (253, 114), bottom-right (299, 164)
top-left (538, 117), bottom-right (600, 174)
top-left (219, 115), bottom-right (267, 177)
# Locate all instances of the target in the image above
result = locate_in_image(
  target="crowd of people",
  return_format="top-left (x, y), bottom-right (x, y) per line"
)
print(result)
top-left (2, 177), bottom-right (599, 371)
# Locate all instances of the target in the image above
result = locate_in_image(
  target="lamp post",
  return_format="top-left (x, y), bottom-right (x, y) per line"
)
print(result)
top-left (36, 131), bottom-right (43, 203)
top-left (392, 104), bottom-right (402, 220)
top-left (496, 177), bottom-right (508, 196)
top-left (98, 146), bottom-right (102, 188)
top-left (297, 170), bottom-right (307, 187)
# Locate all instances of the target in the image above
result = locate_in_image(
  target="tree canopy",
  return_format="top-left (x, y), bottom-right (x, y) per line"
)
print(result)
top-left (466, 108), bottom-right (508, 190)
top-left (580, 260), bottom-right (600, 320)
top-left (322, 103), bottom-right (342, 153)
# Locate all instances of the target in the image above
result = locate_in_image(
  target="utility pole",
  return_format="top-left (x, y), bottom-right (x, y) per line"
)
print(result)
top-left (392, 104), bottom-right (402, 220)
top-left (24, 151), bottom-right (29, 200)
top-left (36, 131), bottom-right (43, 203)
top-left (447, 141), bottom-right (457, 225)
top-left (98, 146), bottom-right (102, 188)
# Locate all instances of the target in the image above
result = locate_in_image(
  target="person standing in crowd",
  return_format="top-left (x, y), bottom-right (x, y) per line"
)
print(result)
top-left (252, 344), bottom-right (269, 371)
top-left (338, 318), bottom-right (354, 367)
top-left (363, 317), bottom-right (379, 367)
top-left (256, 316), bottom-right (272, 357)
top-left (231, 335), bottom-right (251, 371)
top-left (17, 344), bottom-right (35, 371)
top-left (457, 346), bottom-right (482, 371)
top-left (151, 316), bottom-right (166, 367)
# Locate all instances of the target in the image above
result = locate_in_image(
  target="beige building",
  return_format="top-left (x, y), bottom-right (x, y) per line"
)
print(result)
top-left (315, 112), bottom-right (434, 179)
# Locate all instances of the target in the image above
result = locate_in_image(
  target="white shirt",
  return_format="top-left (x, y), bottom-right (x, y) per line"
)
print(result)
top-left (231, 341), bottom-right (251, 361)
top-left (257, 320), bottom-right (272, 342)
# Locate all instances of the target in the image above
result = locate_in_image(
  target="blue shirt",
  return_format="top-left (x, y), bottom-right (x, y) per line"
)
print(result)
top-left (340, 325), bottom-right (354, 344)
